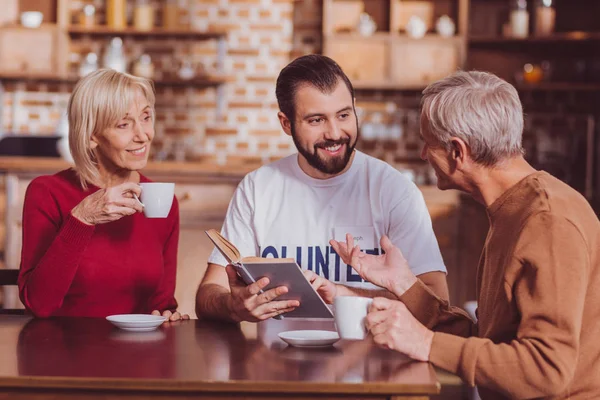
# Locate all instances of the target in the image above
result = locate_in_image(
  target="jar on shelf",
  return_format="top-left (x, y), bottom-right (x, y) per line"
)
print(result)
top-left (163, 0), bottom-right (179, 29)
top-left (535, 0), bottom-right (555, 36)
top-left (509, 0), bottom-right (529, 38)
top-left (78, 4), bottom-right (95, 28)
top-left (79, 52), bottom-right (99, 77)
top-left (103, 37), bottom-right (127, 73)
top-left (133, 54), bottom-right (154, 79)
top-left (523, 63), bottom-right (544, 84)
top-left (106, 0), bottom-right (127, 30)
top-left (133, 0), bottom-right (155, 31)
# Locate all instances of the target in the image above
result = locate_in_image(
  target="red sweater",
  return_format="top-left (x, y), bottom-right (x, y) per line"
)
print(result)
top-left (18, 169), bottom-right (179, 318)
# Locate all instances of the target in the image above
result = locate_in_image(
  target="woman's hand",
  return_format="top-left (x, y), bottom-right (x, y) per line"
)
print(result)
top-left (330, 234), bottom-right (417, 296)
top-left (71, 182), bottom-right (144, 225)
top-left (151, 309), bottom-right (190, 322)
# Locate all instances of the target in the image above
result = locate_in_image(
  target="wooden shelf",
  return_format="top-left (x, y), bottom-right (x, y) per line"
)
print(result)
top-left (0, 73), bottom-right (77, 85)
top-left (0, 73), bottom-right (231, 88)
top-left (516, 82), bottom-right (600, 92)
top-left (469, 32), bottom-right (600, 44)
top-left (67, 26), bottom-right (227, 39)
top-left (353, 82), bottom-right (426, 91)
top-left (328, 32), bottom-right (464, 42)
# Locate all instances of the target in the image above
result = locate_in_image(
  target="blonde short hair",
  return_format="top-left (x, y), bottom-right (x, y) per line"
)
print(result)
top-left (67, 69), bottom-right (156, 189)
top-left (421, 70), bottom-right (524, 166)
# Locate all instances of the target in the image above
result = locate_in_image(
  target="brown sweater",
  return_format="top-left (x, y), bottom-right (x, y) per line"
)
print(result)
top-left (401, 171), bottom-right (600, 399)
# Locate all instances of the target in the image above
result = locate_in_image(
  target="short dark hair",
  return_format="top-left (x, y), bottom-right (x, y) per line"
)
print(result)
top-left (275, 55), bottom-right (355, 124)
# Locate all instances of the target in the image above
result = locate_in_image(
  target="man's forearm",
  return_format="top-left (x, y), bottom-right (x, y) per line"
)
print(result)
top-left (195, 283), bottom-right (238, 322)
top-left (336, 284), bottom-right (399, 300)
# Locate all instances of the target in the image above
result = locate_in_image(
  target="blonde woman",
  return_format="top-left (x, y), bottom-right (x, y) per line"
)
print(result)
top-left (18, 69), bottom-right (188, 321)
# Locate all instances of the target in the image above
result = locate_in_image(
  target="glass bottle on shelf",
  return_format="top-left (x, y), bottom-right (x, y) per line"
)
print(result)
top-left (79, 52), bottom-right (99, 77)
top-left (106, 0), bottom-right (127, 30)
top-left (163, 0), bottom-right (180, 29)
top-left (103, 37), bottom-right (127, 73)
top-left (509, 0), bottom-right (529, 38)
top-left (133, 0), bottom-right (155, 31)
top-left (535, 0), bottom-right (555, 36)
top-left (78, 4), bottom-right (95, 28)
top-left (133, 54), bottom-right (154, 79)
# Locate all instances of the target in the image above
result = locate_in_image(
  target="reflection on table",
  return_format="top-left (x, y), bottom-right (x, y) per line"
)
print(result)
top-left (0, 315), bottom-right (439, 399)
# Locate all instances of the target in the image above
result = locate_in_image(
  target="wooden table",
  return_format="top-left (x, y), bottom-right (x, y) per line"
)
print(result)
top-left (0, 315), bottom-right (439, 399)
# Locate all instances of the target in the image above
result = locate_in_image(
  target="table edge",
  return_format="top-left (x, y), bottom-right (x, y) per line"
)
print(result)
top-left (0, 375), bottom-right (440, 395)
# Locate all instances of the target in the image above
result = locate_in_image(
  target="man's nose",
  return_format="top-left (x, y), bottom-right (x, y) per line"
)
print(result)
top-left (325, 120), bottom-right (343, 140)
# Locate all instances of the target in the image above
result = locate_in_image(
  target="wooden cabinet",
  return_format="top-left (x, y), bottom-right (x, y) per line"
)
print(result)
top-left (323, 35), bottom-right (389, 85)
top-left (322, 0), bottom-right (469, 89)
top-left (0, 25), bottom-right (68, 76)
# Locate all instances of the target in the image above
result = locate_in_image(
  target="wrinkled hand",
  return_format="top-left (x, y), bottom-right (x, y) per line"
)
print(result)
top-left (303, 270), bottom-right (337, 304)
top-left (226, 264), bottom-right (299, 322)
top-left (71, 182), bottom-right (143, 225)
top-left (366, 297), bottom-right (433, 362)
top-left (330, 234), bottom-right (417, 296)
top-left (151, 309), bottom-right (190, 322)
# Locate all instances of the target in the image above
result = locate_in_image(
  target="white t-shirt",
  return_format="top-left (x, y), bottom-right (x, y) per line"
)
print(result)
top-left (208, 151), bottom-right (446, 289)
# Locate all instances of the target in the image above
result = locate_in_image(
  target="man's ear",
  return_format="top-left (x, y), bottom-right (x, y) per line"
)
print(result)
top-left (450, 137), bottom-right (469, 169)
top-left (277, 111), bottom-right (293, 137)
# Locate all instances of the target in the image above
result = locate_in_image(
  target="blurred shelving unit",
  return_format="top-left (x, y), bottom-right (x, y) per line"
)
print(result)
top-left (322, 0), bottom-right (470, 91)
top-left (0, 0), bottom-right (231, 136)
top-left (467, 0), bottom-right (600, 207)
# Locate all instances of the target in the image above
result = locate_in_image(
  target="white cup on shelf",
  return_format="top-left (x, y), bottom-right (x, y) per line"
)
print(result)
top-left (20, 12), bottom-right (43, 28)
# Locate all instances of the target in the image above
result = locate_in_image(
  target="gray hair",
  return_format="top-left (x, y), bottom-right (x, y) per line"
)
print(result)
top-left (421, 70), bottom-right (524, 166)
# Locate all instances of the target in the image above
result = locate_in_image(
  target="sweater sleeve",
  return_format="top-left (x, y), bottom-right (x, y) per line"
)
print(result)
top-left (148, 197), bottom-right (179, 313)
top-left (18, 178), bottom-right (96, 317)
top-left (400, 278), bottom-right (476, 335)
top-left (429, 212), bottom-right (588, 398)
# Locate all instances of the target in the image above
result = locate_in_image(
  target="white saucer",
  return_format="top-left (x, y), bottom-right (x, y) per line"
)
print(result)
top-left (278, 330), bottom-right (340, 347)
top-left (106, 314), bottom-right (166, 332)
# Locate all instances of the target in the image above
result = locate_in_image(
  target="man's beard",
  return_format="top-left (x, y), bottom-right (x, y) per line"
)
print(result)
top-left (291, 120), bottom-right (359, 176)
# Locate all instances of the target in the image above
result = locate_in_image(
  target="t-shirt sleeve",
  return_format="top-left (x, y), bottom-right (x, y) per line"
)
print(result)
top-left (387, 183), bottom-right (447, 276)
top-left (207, 177), bottom-right (258, 267)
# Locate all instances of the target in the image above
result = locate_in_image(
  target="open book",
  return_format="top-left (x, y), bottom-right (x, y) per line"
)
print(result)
top-left (205, 229), bottom-right (334, 319)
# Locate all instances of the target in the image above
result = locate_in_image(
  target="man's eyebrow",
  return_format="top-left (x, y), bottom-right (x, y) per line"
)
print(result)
top-left (302, 112), bottom-right (325, 119)
top-left (302, 106), bottom-right (353, 119)
top-left (336, 106), bottom-right (353, 114)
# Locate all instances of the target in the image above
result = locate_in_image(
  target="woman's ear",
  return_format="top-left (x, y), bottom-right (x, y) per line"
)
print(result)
top-left (89, 134), bottom-right (99, 150)
top-left (277, 111), bottom-right (293, 137)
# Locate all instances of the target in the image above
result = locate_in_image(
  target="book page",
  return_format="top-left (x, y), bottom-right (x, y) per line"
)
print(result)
top-left (205, 229), bottom-right (241, 264)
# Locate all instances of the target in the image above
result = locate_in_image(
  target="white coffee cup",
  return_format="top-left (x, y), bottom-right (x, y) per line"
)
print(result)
top-left (333, 296), bottom-right (373, 340)
top-left (139, 182), bottom-right (175, 218)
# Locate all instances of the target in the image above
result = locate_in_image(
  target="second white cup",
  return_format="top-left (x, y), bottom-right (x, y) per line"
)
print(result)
top-left (333, 296), bottom-right (373, 340)
top-left (139, 182), bottom-right (175, 218)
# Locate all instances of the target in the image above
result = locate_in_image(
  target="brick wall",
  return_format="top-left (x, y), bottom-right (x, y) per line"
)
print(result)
top-left (1, 0), bottom-right (309, 165)
top-left (1, 0), bottom-right (597, 193)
